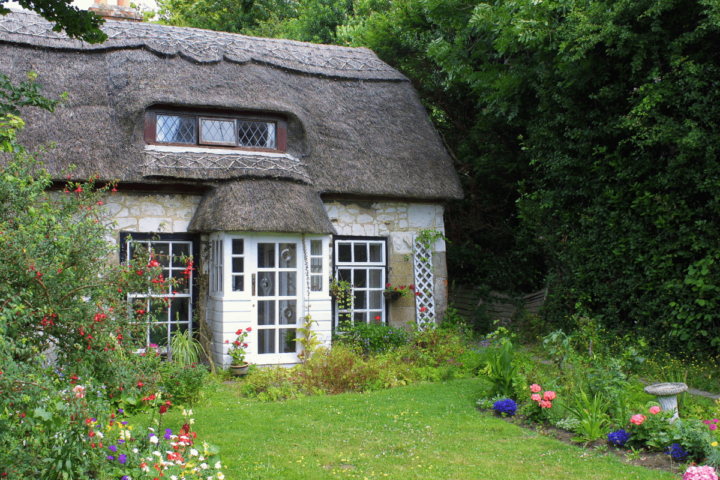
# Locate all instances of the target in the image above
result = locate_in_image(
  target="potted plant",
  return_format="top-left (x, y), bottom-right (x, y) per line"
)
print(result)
top-left (226, 327), bottom-right (251, 376)
top-left (383, 283), bottom-right (414, 302)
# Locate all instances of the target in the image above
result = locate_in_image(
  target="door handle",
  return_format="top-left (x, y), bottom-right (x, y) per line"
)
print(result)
top-left (252, 273), bottom-right (256, 296)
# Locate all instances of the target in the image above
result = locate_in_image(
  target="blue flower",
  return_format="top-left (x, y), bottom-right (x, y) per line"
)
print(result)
top-left (665, 443), bottom-right (688, 461)
top-left (493, 398), bottom-right (517, 416)
top-left (607, 429), bottom-right (631, 447)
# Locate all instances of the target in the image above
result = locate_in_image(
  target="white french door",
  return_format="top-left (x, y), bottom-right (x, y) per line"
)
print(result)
top-left (220, 235), bottom-right (303, 364)
top-left (253, 239), bottom-right (301, 364)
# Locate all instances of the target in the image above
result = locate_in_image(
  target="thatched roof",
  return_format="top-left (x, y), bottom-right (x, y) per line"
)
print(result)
top-left (0, 11), bottom-right (463, 232)
top-left (188, 180), bottom-right (335, 234)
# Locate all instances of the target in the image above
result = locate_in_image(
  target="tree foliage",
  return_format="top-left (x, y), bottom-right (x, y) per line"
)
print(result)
top-left (150, 0), bottom-right (720, 351)
top-left (1, 0), bottom-right (106, 43)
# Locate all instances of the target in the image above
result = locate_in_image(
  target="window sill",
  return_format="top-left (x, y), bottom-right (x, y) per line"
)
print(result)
top-left (145, 144), bottom-right (299, 160)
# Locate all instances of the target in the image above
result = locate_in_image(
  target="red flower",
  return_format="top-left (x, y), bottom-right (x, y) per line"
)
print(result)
top-left (386, 283), bottom-right (391, 288)
top-left (375, 316), bottom-right (381, 320)
top-left (235, 329), bottom-right (243, 335)
top-left (137, 381), bottom-right (144, 388)
top-left (159, 405), bottom-right (167, 415)
top-left (409, 284), bottom-right (415, 290)
top-left (225, 340), bottom-right (229, 344)
top-left (243, 343), bottom-right (248, 348)
top-left (246, 327), bottom-right (252, 332)
top-left (415, 292), bottom-right (421, 296)
top-left (419, 307), bottom-right (428, 313)
top-left (233, 341), bottom-right (241, 346)
top-left (74, 186), bottom-right (83, 193)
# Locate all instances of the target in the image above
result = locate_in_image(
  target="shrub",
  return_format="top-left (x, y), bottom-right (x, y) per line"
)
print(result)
top-left (161, 362), bottom-right (209, 406)
top-left (666, 443), bottom-right (689, 462)
top-left (334, 322), bottom-right (409, 355)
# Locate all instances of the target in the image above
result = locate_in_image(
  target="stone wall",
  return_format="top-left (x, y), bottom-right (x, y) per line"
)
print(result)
top-left (102, 192), bottom-right (203, 242)
top-left (324, 200), bottom-right (448, 327)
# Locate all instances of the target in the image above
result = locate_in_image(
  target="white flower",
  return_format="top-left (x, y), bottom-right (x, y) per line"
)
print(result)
top-left (200, 463), bottom-right (208, 470)
top-left (217, 473), bottom-right (225, 480)
top-left (215, 461), bottom-right (222, 469)
top-left (152, 451), bottom-right (161, 457)
top-left (182, 409), bottom-right (188, 416)
top-left (190, 449), bottom-right (199, 457)
top-left (96, 431), bottom-right (104, 439)
top-left (133, 448), bottom-right (139, 454)
top-left (171, 477), bottom-right (178, 480)
top-left (188, 409), bottom-right (193, 415)
top-left (190, 418), bottom-right (195, 425)
top-left (148, 427), bottom-right (155, 432)
top-left (199, 455), bottom-right (205, 461)
top-left (149, 435), bottom-right (158, 444)
top-left (141, 464), bottom-right (150, 472)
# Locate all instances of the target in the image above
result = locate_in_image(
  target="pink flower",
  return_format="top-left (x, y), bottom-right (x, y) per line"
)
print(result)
top-left (543, 391), bottom-right (556, 401)
top-left (630, 414), bottom-right (646, 426)
top-left (419, 307), bottom-right (427, 313)
top-left (711, 424), bottom-right (717, 431)
top-left (539, 400), bottom-right (552, 409)
top-left (530, 384), bottom-right (541, 393)
top-left (531, 394), bottom-right (541, 402)
top-left (683, 465), bottom-right (718, 480)
top-left (73, 385), bottom-right (85, 399)
top-left (649, 406), bottom-right (661, 415)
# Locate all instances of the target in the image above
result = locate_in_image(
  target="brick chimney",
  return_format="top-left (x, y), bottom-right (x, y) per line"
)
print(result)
top-left (89, 0), bottom-right (143, 22)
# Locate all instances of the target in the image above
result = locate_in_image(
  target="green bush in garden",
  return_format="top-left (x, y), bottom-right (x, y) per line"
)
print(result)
top-left (0, 78), bottom-right (199, 477)
top-left (333, 322), bottom-right (409, 355)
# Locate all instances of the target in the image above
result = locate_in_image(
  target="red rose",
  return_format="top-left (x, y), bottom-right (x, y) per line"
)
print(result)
top-left (246, 327), bottom-right (252, 332)
top-left (235, 329), bottom-right (243, 335)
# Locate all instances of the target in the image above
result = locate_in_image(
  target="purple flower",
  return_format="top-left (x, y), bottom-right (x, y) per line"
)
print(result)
top-left (118, 408), bottom-right (124, 414)
top-left (122, 476), bottom-right (130, 480)
top-left (118, 454), bottom-right (127, 464)
top-left (108, 445), bottom-right (117, 453)
top-left (107, 455), bottom-right (115, 461)
top-left (164, 428), bottom-right (172, 440)
top-left (91, 418), bottom-right (96, 422)
top-left (121, 421), bottom-right (128, 425)
top-left (118, 439), bottom-right (125, 444)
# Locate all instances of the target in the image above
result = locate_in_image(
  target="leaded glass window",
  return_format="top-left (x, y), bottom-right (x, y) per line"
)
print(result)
top-left (156, 115), bottom-right (196, 144)
top-left (239, 121), bottom-right (276, 149)
top-left (200, 118), bottom-right (237, 145)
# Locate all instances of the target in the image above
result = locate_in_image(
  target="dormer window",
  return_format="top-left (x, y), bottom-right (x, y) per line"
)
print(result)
top-left (145, 107), bottom-right (286, 152)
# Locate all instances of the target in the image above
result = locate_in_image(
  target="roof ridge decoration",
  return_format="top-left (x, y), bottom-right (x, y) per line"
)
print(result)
top-left (0, 11), bottom-right (407, 81)
top-left (142, 149), bottom-right (312, 183)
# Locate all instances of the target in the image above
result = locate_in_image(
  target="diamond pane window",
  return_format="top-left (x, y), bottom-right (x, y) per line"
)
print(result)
top-left (200, 118), bottom-right (236, 145)
top-left (156, 115), bottom-right (196, 144)
top-left (239, 121), bottom-right (276, 148)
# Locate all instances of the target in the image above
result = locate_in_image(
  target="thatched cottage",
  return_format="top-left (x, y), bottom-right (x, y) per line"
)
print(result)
top-left (0, 9), bottom-right (463, 365)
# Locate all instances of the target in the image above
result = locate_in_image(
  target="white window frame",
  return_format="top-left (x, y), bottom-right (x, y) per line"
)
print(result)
top-left (333, 237), bottom-right (387, 328)
top-left (121, 233), bottom-right (196, 353)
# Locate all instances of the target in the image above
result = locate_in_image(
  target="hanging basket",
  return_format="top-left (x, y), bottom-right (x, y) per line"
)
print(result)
top-left (383, 291), bottom-right (403, 302)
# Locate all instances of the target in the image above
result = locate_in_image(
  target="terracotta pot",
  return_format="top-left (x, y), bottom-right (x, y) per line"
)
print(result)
top-left (229, 363), bottom-right (250, 376)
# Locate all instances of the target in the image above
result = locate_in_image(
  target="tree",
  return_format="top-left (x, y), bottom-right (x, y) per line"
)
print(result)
top-left (1, 0), bottom-right (106, 43)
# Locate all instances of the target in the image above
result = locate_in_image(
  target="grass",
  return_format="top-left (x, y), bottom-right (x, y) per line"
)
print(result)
top-left (151, 378), bottom-right (680, 480)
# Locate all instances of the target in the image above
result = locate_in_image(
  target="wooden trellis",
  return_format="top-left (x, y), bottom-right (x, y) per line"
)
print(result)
top-left (413, 236), bottom-right (435, 330)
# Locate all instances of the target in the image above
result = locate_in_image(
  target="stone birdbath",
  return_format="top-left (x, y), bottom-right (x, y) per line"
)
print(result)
top-left (643, 382), bottom-right (688, 422)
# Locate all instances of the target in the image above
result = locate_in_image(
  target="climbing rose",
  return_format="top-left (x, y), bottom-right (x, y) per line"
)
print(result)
top-left (530, 384), bottom-right (541, 393)
top-left (631, 414), bottom-right (646, 426)
top-left (649, 406), bottom-right (661, 415)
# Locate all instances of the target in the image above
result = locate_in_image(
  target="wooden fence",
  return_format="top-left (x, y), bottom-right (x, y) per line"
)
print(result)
top-left (450, 285), bottom-right (547, 324)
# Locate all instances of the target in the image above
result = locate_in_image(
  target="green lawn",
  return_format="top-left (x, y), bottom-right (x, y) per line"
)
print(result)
top-left (161, 378), bottom-right (678, 480)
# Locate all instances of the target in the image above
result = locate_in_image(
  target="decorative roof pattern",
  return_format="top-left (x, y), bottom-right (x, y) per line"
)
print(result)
top-left (0, 11), bottom-right (407, 80)
top-left (142, 150), bottom-right (311, 182)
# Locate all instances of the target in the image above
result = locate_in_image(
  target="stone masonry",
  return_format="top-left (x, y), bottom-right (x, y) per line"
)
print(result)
top-left (324, 200), bottom-right (448, 327)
